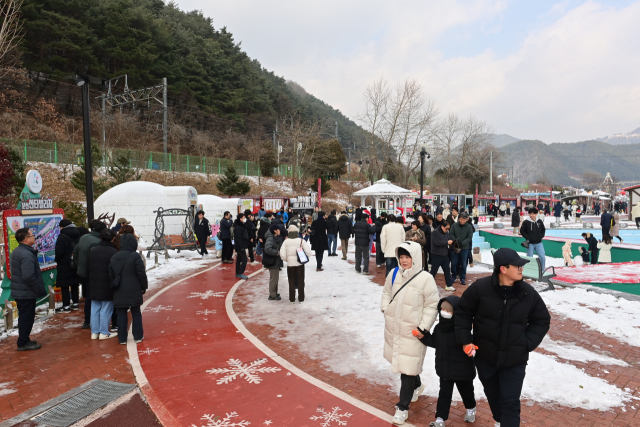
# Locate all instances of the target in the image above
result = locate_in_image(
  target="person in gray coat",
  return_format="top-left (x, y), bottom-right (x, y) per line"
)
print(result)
top-left (10, 227), bottom-right (46, 351)
top-left (109, 232), bottom-right (148, 345)
top-left (263, 225), bottom-right (284, 300)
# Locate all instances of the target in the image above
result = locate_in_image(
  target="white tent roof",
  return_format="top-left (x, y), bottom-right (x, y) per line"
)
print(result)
top-left (353, 179), bottom-right (414, 197)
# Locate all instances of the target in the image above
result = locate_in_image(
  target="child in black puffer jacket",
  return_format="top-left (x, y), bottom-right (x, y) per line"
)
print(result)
top-left (418, 296), bottom-right (477, 427)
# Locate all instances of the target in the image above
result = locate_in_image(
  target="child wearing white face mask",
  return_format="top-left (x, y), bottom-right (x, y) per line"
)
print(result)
top-left (417, 296), bottom-right (477, 427)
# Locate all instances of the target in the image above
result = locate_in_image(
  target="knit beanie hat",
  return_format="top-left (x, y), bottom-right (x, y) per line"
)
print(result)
top-left (269, 224), bottom-right (280, 232)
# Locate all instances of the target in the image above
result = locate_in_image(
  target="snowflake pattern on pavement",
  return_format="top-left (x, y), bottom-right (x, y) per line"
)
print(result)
top-left (310, 407), bottom-right (352, 427)
top-left (192, 412), bottom-right (250, 427)
top-left (206, 358), bottom-right (281, 385)
top-left (145, 305), bottom-right (173, 313)
top-left (197, 309), bottom-right (217, 316)
top-left (187, 290), bottom-right (226, 300)
top-left (138, 348), bottom-right (159, 356)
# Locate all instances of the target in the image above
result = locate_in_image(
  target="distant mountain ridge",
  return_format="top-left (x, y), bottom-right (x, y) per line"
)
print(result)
top-left (497, 139), bottom-right (640, 186)
top-left (488, 126), bottom-right (640, 147)
top-left (596, 127), bottom-right (640, 145)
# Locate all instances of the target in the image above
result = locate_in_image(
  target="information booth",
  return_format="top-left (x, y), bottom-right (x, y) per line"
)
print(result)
top-left (475, 195), bottom-right (499, 214)
top-left (1, 171), bottom-right (62, 313)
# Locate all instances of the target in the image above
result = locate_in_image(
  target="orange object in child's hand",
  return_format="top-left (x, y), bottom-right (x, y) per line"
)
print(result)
top-left (412, 329), bottom-right (420, 336)
top-left (463, 344), bottom-right (478, 357)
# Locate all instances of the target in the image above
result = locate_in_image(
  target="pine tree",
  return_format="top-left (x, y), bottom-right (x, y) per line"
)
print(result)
top-left (107, 152), bottom-right (142, 187)
top-left (71, 143), bottom-right (110, 198)
top-left (216, 165), bottom-right (251, 196)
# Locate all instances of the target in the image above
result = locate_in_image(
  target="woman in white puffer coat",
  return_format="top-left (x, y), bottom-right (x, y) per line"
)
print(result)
top-left (381, 240), bottom-right (440, 425)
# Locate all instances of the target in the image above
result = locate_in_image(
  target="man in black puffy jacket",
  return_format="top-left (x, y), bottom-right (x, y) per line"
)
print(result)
top-left (87, 229), bottom-right (118, 340)
top-left (326, 210), bottom-right (339, 256)
top-left (353, 214), bottom-right (375, 274)
top-left (10, 227), bottom-right (46, 351)
top-left (54, 219), bottom-right (80, 313)
top-left (455, 248), bottom-right (550, 427)
top-left (233, 214), bottom-right (250, 279)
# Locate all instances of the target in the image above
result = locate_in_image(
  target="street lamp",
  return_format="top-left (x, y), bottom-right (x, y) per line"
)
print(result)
top-left (76, 74), bottom-right (95, 222)
top-left (419, 142), bottom-right (430, 204)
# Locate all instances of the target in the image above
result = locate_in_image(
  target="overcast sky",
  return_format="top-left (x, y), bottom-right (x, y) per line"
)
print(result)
top-left (173, 0), bottom-right (640, 143)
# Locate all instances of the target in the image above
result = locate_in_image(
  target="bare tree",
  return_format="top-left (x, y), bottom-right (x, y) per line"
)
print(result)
top-left (429, 113), bottom-right (494, 188)
top-left (0, 0), bottom-right (24, 75)
top-left (359, 77), bottom-right (438, 186)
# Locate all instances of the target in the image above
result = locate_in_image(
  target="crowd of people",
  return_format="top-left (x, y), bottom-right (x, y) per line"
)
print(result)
top-left (12, 195), bottom-right (638, 426)
top-left (10, 217), bottom-right (148, 351)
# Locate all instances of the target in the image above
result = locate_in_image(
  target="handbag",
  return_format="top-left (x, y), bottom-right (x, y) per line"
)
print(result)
top-left (296, 239), bottom-right (309, 264)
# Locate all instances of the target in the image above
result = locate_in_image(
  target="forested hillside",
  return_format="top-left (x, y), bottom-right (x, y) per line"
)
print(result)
top-left (17, 0), bottom-right (367, 146)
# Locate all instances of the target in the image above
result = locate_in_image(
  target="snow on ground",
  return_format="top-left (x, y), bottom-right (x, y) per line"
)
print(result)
top-left (145, 250), bottom-right (211, 290)
top-left (537, 285), bottom-right (640, 347)
top-left (238, 240), bottom-right (632, 411)
top-left (539, 337), bottom-right (628, 366)
top-left (0, 382), bottom-right (17, 397)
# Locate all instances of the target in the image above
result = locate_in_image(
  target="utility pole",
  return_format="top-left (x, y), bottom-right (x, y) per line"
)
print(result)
top-left (162, 78), bottom-right (168, 155)
top-left (335, 121), bottom-right (338, 140)
top-left (490, 150), bottom-right (493, 193)
top-left (101, 94), bottom-right (106, 167)
top-left (78, 75), bottom-right (94, 222)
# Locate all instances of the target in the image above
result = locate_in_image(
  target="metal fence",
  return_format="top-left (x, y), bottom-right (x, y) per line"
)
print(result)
top-left (1, 138), bottom-right (295, 177)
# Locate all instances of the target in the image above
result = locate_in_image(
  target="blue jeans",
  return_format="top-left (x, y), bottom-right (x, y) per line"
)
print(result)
top-left (327, 234), bottom-right (337, 254)
top-left (91, 300), bottom-right (114, 336)
top-left (526, 242), bottom-right (545, 272)
top-left (475, 357), bottom-right (527, 427)
top-left (385, 257), bottom-right (398, 277)
top-left (451, 249), bottom-right (469, 281)
top-left (256, 241), bottom-right (263, 256)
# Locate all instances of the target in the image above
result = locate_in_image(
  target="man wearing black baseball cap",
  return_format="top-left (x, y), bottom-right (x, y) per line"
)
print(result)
top-left (454, 248), bottom-right (550, 427)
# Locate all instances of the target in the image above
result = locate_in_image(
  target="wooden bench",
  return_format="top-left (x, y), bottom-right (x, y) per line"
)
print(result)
top-left (491, 248), bottom-right (556, 291)
top-left (162, 234), bottom-right (197, 253)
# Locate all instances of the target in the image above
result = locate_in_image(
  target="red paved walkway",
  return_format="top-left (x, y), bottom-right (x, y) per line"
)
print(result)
top-left (136, 261), bottom-right (391, 426)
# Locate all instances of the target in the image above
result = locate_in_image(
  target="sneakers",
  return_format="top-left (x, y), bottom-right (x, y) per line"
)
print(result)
top-left (411, 383), bottom-right (425, 402)
top-left (91, 333), bottom-right (99, 340)
top-left (268, 296), bottom-right (282, 301)
top-left (444, 286), bottom-right (455, 291)
top-left (392, 407), bottom-right (408, 425)
top-left (110, 325), bottom-right (118, 332)
top-left (290, 301), bottom-right (296, 305)
top-left (430, 419), bottom-right (445, 427)
top-left (342, 257), bottom-right (347, 260)
top-left (70, 303), bottom-right (80, 310)
top-left (355, 270), bottom-right (361, 274)
top-left (120, 341), bottom-right (127, 345)
top-left (55, 306), bottom-right (71, 313)
top-left (465, 407), bottom-right (476, 423)
top-left (494, 423), bottom-right (500, 427)
top-left (452, 276), bottom-right (459, 283)
top-left (17, 341), bottom-right (41, 351)
top-left (99, 333), bottom-right (117, 340)
top-left (377, 264), bottom-right (382, 268)
top-left (298, 301), bottom-right (304, 304)
top-left (316, 268), bottom-right (324, 271)
top-left (135, 338), bottom-right (144, 343)
top-left (238, 274), bottom-right (249, 280)
top-left (82, 322), bottom-right (91, 329)
top-left (363, 271), bottom-right (370, 275)
top-left (460, 280), bottom-right (467, 286)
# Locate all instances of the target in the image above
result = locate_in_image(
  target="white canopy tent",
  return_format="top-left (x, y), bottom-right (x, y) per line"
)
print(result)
top-left (353, 179), bottom-right (416, 215)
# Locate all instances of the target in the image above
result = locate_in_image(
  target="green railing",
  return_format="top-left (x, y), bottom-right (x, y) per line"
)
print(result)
top-left (1, 138), bottom-right (295, 177)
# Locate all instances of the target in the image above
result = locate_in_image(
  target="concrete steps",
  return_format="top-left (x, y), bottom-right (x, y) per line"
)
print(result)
top-left (473, 231), bottom-right (491, 250)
